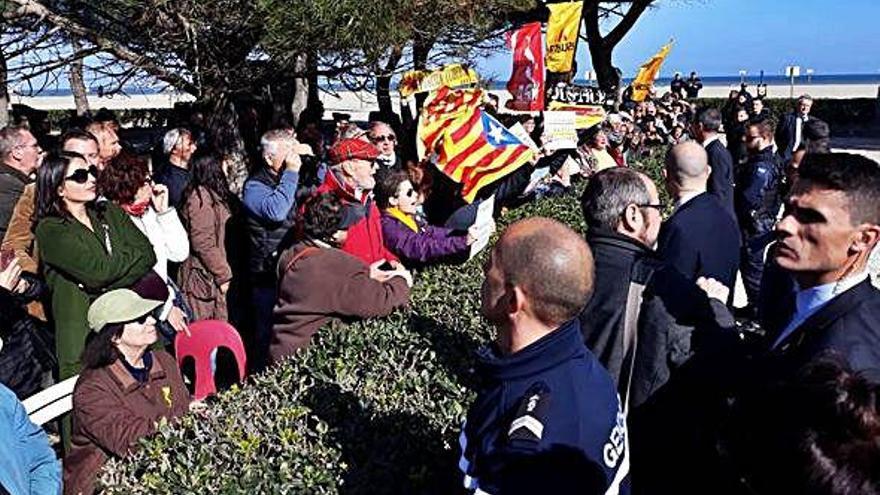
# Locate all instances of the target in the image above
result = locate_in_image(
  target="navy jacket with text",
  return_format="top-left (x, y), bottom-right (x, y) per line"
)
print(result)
top-left (459, 319), bottom-right (630, 495)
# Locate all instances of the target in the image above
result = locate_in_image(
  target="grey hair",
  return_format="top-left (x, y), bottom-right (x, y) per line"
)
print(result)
top-left (260, 128), bottom-right (293, 159)
top-left (0, 126), bottom-right (26, 161)
top-left (367, 121), bottom-right (393, 136)
top-left (162, 128), bottom-right (191, 156)
top-left (798, 94), bottom-right (814, 103)
top-left (580, 168), bottom-right (651, 231)
top-left (695, 107), bottom-right (723, 132)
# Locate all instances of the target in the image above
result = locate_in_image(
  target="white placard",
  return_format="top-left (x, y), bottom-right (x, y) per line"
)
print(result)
top-left (542, 111), bottom-right (578, 149)
top-left (508, 122), bottom-right (540, 152)
top-left (469, 195), bottom-right (496, 259)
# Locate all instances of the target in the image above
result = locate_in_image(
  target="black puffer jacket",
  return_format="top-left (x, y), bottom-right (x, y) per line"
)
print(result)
top-left (0, 273), bottom-right (53, 399)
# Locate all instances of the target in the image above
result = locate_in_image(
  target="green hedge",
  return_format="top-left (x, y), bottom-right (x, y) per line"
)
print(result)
top-left (98, 155), bottom-right (663, 494)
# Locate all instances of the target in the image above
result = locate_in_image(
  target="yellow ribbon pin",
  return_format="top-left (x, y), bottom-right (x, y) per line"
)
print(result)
top-left (161, 386), bottom-right (172, 408)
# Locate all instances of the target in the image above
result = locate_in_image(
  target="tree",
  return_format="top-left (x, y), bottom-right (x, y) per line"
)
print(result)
top-left (581, 0), bottom-right (657, 92)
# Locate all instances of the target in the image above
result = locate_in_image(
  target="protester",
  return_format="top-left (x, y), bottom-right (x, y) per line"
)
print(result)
top-left (3, 129), bottom-right (100, 279)
top-left (154, 127), bottom-right (198, 208)
top-left (750, 97), bottom-right (770, 121)
top-left (0, 382), bottom-right (61, 494)
top-left (775, 94), bottom-right (814, 163)
top-left (736, 117), bottom-right (783, 317)
top-left (658, 142), bottom-right (740, 290)
top-left (690, 107), bottom-right (736, 218)
top-left (35, 152), bottom-right (156, 381)
top-left (179, 153), bottom-right (239, 321)
top-left (758, 153), bottom-right (880, 380)
top-left (459, 217), bottom-right (629, 494)
top-left (85, 120), bottom-right (122, 170)
top-left (0, 255), bottom-right (53, 399)
top-left (0, 126), bottom-right (42, 239)
top-left (526, 150), bottom-right (580, 200)
top-left (99, 153), bottom-right (190, 337)
top-left (313, 138), bottom-right (399, 265)
top-left (63, 289), bottom-right (191, 495)
top-left (579, 127), bottom-right (618, 175)
top-left (242, 128), bottom-right (309, 370)
top-left (367, 121), bottom-right (400, 169)
top-left (374, 168), bottom-right (478, 267)
top-left (270, 193), bottom-right (412, 362)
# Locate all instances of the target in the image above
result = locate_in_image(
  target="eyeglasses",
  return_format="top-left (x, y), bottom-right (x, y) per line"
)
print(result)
top-left (638, 203), bottom-right (664, 210)
top-left (65, 165), bottom-right (99, 184)
top-left (370, 134), bottom-right (396, 143)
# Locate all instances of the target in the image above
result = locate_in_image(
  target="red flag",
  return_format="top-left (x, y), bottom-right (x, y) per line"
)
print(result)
top-left (505, 22), bottom-right (544, 112)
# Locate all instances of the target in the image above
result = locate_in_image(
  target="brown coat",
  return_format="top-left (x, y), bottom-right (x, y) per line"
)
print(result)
top-left (63, 350), bottom-right (190, 495)
top-left (178, 187), bottom-right (233, 321)
top-left (1, 183), bottom-right (44, 320)
top-left (270, 243), bottom-right (411, 362)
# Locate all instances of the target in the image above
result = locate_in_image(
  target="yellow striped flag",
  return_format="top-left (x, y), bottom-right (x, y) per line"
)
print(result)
top-left (630, 40), bottom-right (674, 102)
top-left (417, 86), bottom-right (484, 160)
top-left (545, 1), bottom-right (584, 73)
top-left (437, 109), bottom-right (535, 203)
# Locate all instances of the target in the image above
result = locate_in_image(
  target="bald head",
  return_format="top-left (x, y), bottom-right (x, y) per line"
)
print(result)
top-left (665, 141), bottom-right (709, 191)
top-left (493, 218), bottom-right (594, 326)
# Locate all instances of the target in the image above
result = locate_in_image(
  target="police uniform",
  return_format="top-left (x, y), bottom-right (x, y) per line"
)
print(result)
top-left (735, 146), bottom-right (782, 310)
top-left (459, 319), bottom-right (630, 495)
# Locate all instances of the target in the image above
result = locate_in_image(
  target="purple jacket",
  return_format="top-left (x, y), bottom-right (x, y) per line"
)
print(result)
top-left (381, 212), bottom-right (469, 266)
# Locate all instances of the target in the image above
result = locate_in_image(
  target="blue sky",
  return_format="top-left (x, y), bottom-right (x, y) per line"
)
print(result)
top-left (477, 0), bottom-right (880, 80)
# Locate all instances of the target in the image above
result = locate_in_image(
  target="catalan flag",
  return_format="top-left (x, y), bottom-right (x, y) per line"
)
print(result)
top-left (437, 109), bottom-right (535, 203)
top-left (417, 86), bottom-right (484, 160)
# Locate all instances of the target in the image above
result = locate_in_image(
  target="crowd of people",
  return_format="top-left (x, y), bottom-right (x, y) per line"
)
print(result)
top-left (0, 78), bottom-right (878, 495)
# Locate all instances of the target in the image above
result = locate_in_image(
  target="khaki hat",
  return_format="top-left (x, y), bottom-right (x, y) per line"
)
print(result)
top-left (87, 289), bottom-right (164, 332)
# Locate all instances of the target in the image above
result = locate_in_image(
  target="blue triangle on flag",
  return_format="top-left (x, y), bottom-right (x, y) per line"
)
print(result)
top-left (481, 112), bottom-right (524, 147)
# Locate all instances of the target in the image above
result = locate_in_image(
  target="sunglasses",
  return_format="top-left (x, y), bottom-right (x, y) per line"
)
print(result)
top-left (133, 314), bottom-right (153, 325)
top-left (370, 134), bottom-right (396, 143)
top-left (401, 187), bottom-right (417, 198)
top-left (638, 203), bottom-right (664, 210)
top-left (65, 165), bottom-right (99, 184)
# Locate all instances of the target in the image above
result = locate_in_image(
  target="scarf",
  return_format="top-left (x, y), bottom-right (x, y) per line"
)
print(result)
top-left (122, 199), bottom-right (150, 217)
top-left (386, 207), bottom-right (419, 233)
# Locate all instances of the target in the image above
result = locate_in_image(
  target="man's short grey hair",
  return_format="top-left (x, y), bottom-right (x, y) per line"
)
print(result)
top-left (798, 94), bottom-right (814, 103)
top-left (260, 128), bottom-right (293, 159)
top-left (162, 127), bottom-right (191, 156)
top-left (367, 121), bottom-right (393, 136)
top-left (0, 126), bottom-right (26, 161)
top-left (580, 168), bottom-right (651, 231)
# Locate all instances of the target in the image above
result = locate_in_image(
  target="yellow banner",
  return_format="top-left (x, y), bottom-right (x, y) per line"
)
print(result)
top-left (545, 2), bottom-right (583, 73)
top-left (399, 64), bottom-right (479, 98)
top-left (630, 41), bottom-right (673, 102)
top-left (547, 102), bottom-right (606, 129)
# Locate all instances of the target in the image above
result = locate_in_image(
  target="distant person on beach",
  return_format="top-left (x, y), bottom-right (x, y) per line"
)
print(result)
top-left (685, 71), bottom-right (703, 98)
top-left (671, 73), bottom-right (686, 98)
top-left (776, 94), bottom-right (814, 163)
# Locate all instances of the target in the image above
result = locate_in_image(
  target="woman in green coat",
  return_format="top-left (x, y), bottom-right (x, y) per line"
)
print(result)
top-left (35, 152), bottom-right (156, 381)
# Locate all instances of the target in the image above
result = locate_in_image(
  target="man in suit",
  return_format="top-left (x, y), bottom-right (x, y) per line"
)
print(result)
top-left (658, 142), bottom-right (740, 290)
top-left (690, 107), bottom-right (736, 219)
top-left (775, 94), bottom-right (813, 164)
top-left (759, 152), bottom-right (880, 380)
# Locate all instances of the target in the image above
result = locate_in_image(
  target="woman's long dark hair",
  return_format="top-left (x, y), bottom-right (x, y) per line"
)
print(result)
top-left (80, 322), bottom-right (125, 369)
top-left (181, 150), bottom-right (231, 211)
top-left (34, 152), bottom-right (83, 224)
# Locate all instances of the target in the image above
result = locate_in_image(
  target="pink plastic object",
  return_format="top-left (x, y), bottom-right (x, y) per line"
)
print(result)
top-left (175, 320), bottom-right (247, 400)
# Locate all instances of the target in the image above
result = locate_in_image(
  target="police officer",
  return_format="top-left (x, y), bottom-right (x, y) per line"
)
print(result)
top-left (735, 117), bottom-right (783, 317)
top-left (459, 218), bottom-right (629, 495)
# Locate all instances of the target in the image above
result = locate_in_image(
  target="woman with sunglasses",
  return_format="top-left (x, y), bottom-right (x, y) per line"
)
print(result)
top-left (99, 153), bottom-right (190, 337)
top-left (34, 152), bottom-right (156, 383)
top-left (64, 289), bottom-right (191, 495)
top-left (374, 168), bottom-right (483, 268)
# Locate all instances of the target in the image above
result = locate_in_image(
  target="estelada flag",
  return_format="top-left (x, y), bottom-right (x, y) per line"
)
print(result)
top-left (417, 86), bottom-right (484, 160)
top-left (505, 22), bottom-right (544, 111)
top-left (547, 101), bottom-right (606, 129)
top-left (437, 109), bottom-right (535, 203)
top-left (630, 40), bottom-right (674, 102)
top-left (545, 1), bottom-right (583, 73)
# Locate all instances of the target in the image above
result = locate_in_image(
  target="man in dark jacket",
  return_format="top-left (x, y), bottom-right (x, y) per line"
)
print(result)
top-left (0, 126), bottom-right (42, 239)
top-left (775, 94), bottom-right (813, 164)
top-left (757, 153), bottom-right (880, 381)
top-left (659, 142), bottom-right (740, 290)
top-left (242, 128), bottom-right (309, 371)
top-left (460, 217), bottom-right (629, 495)
top-left (736, 117), bottom-right (783, 315)
top-left (154, 127), bottom-right (197, 209)
top-left (690, 107), bottom-right (735, 219)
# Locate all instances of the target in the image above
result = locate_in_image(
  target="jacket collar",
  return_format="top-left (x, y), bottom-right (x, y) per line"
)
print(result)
top-left (770, 279), bottom-right (876, 353)
top-left (321, 167), bottom-right (363, 204)
top-left (747, 146), bottom-right (775, 164)
top-left (107, 352), bottom-right (168, 393)
top-left (0, 163), bottom-right (32, 184)
top-left (587, 228), bottom-right (652, 256)
top-left (476, 319), bottom-right (586, 381)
